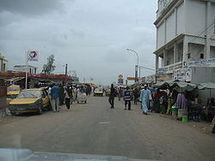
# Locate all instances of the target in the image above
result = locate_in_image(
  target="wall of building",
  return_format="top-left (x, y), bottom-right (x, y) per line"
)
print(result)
top-left (157, 22), bottom-right (165, 48)
top-left (166, 47), bottom-right (174, 65)
top-left (209, 2), bottom-right (215, 36)
top-left (186, 0), bottom-right (206, 36)
top-left (177, 42), bottom-right (183, 62)
top-left (211, 46), bottom-right (215, 58)
top-left (176, 3), bottom-right (185, 35)
top-left (14, 66), bottom-right (37, 74)
top-left (156, 2), bottom-right (185, 49)
top-left (188, 43), bottom-right (205, 61)
top-left (166, 11), bottom-right (175, 42)
top-left (191, 67), bottom-right (215, 84)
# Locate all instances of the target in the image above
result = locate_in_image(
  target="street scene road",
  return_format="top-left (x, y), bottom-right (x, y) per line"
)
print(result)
top-left (0, 96), bottom-right (215, 161)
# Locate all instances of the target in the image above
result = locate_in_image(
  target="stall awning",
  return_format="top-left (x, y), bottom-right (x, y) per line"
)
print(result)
top-left (198, 82), bottom-right (215, 90)
top-left (172, 82), bottom-right (196, 88)
top-left (154, 81), bottom-right (196, 91)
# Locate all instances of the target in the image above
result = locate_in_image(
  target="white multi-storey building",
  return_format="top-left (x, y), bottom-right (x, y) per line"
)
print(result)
top-left (154, 0), bottom-right (215, 82)
top-left (14, 65), bottom-right (37, 74)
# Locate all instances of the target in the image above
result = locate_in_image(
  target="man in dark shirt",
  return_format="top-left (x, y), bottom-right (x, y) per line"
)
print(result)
top-left (124, 86), bottom-right (132, 110)
top-left (109, 84), bottom-right (116, 108)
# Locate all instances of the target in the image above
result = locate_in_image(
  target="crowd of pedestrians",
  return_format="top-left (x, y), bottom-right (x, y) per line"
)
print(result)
top-left (48, 83), bottom-right (92, 112)
top-left (108, 84), bottom-right (154, 115)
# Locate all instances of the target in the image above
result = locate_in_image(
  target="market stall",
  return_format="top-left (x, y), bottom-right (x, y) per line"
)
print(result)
top-left (197, 82), bottom-right (215, 122)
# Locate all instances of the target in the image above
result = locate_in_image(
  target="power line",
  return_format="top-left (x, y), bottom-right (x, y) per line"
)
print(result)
top-left (189, 21), bottom-right (214, 42)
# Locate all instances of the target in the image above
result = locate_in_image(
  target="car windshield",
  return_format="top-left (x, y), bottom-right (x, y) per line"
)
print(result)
top-left (17, 90), bottom-right (41, 98)
top-left (95, 89), bottom-right (102, 92)
top-left (7, 87), bottom-right (20, 91)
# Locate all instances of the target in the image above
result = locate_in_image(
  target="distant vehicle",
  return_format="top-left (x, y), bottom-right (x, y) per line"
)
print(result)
top-left (9, 87), bottom-right (51, 115)
top-left (94, 88), bottom-right (104, 96)
top-left (6, 85), bottom-right (21, 105)
top-left (105, 89), bottom-right (111, 96)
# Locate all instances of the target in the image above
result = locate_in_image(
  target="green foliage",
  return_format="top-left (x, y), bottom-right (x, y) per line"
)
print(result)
top-left (42, 55), bottom-right (56, 74)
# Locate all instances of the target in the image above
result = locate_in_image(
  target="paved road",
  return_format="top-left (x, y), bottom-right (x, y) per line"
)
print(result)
top-left (0, 96), bottom-right (215, 161)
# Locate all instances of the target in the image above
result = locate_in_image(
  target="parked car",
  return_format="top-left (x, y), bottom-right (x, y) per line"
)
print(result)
top-left (9, 87), bottom-right (51, 115)
top-left (6, 85), bottom-right (21, 105)
top-left (94, 88), bottom-right (104, 96)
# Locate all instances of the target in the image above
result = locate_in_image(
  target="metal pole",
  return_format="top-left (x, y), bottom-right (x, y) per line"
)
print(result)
top-left (65, 64), bottom-right (68, 76)
top-left (25, 51), bottom-right (28, 89)
top-left (65, 64), bottom-right (68, 85)
top-left (126, 49), bottom-right (140, 83)
top-left (135, 65), bottom-right (138, 83)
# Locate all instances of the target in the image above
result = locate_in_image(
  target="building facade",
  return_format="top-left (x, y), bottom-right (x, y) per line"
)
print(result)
top-left (0, 55), bottom-right (8, 72)
top-left (14, 65), bottom-right (37, 74)
top-left (154, 0), bottom-right (215, 82)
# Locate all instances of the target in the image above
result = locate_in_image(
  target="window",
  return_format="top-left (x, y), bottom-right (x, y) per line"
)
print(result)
top-left (200, 53), bottom-right (204, 59)
top-left (187, 53), bottom-right (191, 59)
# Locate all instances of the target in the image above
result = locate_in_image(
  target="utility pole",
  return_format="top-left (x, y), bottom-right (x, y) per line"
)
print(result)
top-left (64, 64), bottom-right (68, 85)
top-left (65, 64), bottom-right (68, 76)
top-left (126, 49), bottom-right (140, 83)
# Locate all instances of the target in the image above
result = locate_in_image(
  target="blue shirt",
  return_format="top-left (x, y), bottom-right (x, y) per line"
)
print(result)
top-left (51, 85), bottom-right (60, 99)
top-left (139, 89), bottom-right (152, 102)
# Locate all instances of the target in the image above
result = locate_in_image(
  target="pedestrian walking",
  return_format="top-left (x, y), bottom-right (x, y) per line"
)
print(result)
top-left (139, 85), bottom-right (152, 115)
top-left (152, 88), bottom-right (161, 113)
top-left (117, 87), bottom-right (122, 101)
top-left (124, 86), bottom-right (132, 110)
top-left (109, 84), bottom-right (116, 108)
top-left (50, 84), bottom-right (60, 112)
top-left (133, 87), bottom-right (140, 105)
top-left (65, 86), bottom-right (71, 110)
top-left (59, 84), bottom-right (65, 106)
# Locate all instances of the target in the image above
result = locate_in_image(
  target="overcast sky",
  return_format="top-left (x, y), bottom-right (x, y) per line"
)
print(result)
top-left (0, 0), bottom-right (157, 85)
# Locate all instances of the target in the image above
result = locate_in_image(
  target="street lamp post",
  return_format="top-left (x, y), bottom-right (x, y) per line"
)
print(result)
top-left (126, 49), bottom-right (140, 83)
top-left (139, 65), bottom-right (155, 83)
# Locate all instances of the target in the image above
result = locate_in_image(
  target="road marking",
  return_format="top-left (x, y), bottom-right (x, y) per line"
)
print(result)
top-left (99, 121), bottom-right (110, 125)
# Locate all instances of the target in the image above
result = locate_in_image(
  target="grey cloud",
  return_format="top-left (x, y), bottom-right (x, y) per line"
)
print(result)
top-left (0, 0), bottom-right (157, 85)
top-left (0, 0), bottom-right (65, 16)
top-left (104, 49), bottom-right (129, 64)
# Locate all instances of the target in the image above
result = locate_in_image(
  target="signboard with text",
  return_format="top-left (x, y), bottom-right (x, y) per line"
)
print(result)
top-left (27, 51), bottom-right (39, 61)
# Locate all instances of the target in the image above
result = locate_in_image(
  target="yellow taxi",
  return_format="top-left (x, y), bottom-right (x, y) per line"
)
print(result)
top-left (94, 88), bottom-right (104, 96)
top-left (6, 85), bottom-right (21, 105)
top-left (9, 87), bottom-right (51, 115)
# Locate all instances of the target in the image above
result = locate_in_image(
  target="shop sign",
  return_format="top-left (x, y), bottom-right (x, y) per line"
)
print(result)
top-left (173, 68), bottom-right (192, 82)
top-left (145, 75), bottom-right (156, 83)
top-left (156, 68), bottom-right (167, 74)
top-left (118, 78), bottom-right (123, 84)
top-left (118, 74), bottom-right (123, 79)
top-left (186, 59), bottom-right (215, 67)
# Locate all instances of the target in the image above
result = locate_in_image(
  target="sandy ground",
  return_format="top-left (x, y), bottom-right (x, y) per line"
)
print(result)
top-left (0, 96), bottom-right (215, 161)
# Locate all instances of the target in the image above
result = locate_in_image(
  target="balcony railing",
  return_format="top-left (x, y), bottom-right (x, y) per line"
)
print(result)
top-left (156, 61), bottom-right (183, 74)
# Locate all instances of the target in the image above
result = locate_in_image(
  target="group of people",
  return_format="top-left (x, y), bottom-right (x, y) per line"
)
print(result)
top-left (48, 84), bottom-right (92, 112)
top-left (108, 84), bottom-right (152, 115)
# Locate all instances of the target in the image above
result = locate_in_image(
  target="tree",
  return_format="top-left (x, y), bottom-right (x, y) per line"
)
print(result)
top-left (42, 55), bottom-right (56, 74)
